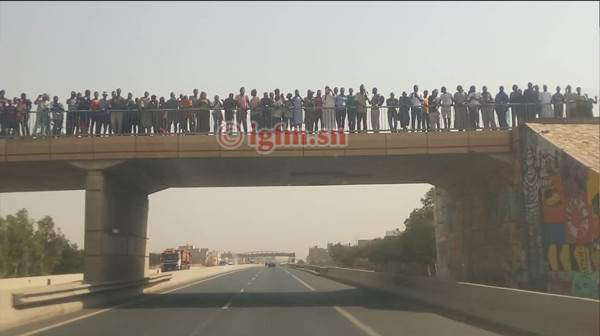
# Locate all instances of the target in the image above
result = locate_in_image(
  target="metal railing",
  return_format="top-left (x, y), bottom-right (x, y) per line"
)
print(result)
top-left (0, 101), bottom-right (591, 138)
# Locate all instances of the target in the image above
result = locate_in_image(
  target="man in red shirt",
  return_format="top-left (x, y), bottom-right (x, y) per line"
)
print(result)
top-left (234, 87), bottom-right (250, 132)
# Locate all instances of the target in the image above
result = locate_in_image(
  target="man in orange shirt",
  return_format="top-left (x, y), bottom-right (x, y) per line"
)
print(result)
top-left (234, 87), bottom-right (250, 132)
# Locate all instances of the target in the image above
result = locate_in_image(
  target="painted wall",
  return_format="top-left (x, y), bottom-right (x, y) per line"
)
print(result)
top-left (523, 129), bottom-right (600, 299)
top-left (435, 126), bottom-right (599, 299)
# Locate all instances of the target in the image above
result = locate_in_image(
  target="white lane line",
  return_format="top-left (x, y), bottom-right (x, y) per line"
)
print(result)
top-left (221, 302), bottom-right (231, 310)
top-left (239, 288), bottom-right (245, 293)
top-left (333, 306), bottom-right (384, 336)
top-left (15, 268), bottom-right (249, 336)
top-left (247, 281), bottom-right (251, 285)
top-left (285, 269), bottom-right (316, 291)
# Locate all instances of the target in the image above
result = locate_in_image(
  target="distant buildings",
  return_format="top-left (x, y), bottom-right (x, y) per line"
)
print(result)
top-left (357, 239), bottom-right (370, 246)
top-left (178, 244), bottom-right (205, 264)
top-left (307, 245), bottom-right (333, 265)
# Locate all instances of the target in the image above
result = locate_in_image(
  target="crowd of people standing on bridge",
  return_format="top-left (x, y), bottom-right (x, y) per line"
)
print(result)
top-left (0, 83), bottom-right (596, 137)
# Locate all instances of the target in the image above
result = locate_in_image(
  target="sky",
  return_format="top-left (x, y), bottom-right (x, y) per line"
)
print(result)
top-left (0, 1), bottom-right (598, 260)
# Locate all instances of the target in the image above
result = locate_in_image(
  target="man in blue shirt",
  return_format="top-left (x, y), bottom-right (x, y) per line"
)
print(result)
top-left (495, 86), bottom-right (509, 128)
top-left (334, 87), bottom-right (347, 131)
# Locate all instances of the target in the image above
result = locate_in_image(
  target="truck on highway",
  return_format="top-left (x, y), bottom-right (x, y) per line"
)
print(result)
top-left (161, 248), bottom-right (191, 272)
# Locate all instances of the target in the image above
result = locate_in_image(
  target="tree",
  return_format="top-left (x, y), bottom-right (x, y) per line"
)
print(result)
top-left (0, 209), bottom-right (83, 278)
top-left (327, 187), bottom-right (437, 275)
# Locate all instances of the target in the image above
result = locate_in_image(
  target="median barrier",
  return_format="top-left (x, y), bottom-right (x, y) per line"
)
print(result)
top-left (0, 264), bottom-right (260, 332)
top-left (292, 265), bottom-right (599, 336)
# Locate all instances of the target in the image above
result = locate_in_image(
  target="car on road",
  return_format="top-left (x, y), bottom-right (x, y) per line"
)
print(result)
top-left (266, 262), bottom-right (276, 267)
top-left (218, 261), bottom-right (228, 266)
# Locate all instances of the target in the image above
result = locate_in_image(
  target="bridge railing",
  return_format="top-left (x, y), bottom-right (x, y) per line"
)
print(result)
top-left (0, 101), bottom-right (590, 138)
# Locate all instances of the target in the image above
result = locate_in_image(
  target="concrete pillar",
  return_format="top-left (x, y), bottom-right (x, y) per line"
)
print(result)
top-left (83, 170), bottom-right (149, 283)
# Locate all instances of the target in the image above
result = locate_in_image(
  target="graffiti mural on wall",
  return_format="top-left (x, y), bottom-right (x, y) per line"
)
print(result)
top-left (522, 131), bottom-right (545, 289)
top-left (526, 129), bottom-right (600, 299)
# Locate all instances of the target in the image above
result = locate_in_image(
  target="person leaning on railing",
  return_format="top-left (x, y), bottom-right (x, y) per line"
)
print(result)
top-left (50, 95), bottom-right (65, 136)
top-left (480, 86), bottom-right (496, 130)
top-left (551, 86), bottom-right (565, 119)
top-left (428, 89), bottom-right (440, 131)
top-left (494, 86), bottom-right (509, 128)
top-left (398, 91), bottom-right (411, 131)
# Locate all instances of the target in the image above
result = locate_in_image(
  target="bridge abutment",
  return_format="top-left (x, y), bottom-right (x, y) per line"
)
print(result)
top-left (83, 170), bottom-right (149, 284)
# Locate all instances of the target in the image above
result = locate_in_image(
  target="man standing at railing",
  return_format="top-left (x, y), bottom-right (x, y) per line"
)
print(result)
top-left (428, 89), bottom-right (440, 131)
top-left (453, 86), bottom-right (468, 130)
top-left (523, 82), bottom-right (536, 122)
top-left (386, 92), bottom-right (398, 132)
top-left (480, 86), bottom-right (496, 130)
top-left (539, 85), bottom-right (552, 118)
top-left (409, 85), bottom-right (422, 132)
top-left (355, 84), bottom-right (370, 133)
top-left (421, 90), bottom-right (429, 131)
top-left (509, 85), bottom-right (523, 127)
top-left (551, 86), bottom-right (565, 118)
top-left (98, 92), bottom-right (111, 135)
top-left (575, 87), bottom-right (587, 118)
top-left (165, 92), bottom-right (179, 134)
top-left (335, 87), bottom-right (347, 131)
top-left (50, 95), bottom-right (65, 136)
top-left (494, 86), bottom-right (509, 128)
top-left (66, 91), bottom-right (78, 135)
top-left (124, 92), bottom-right (136, 134)
top-left (33, 93), bottom-right (51, 136)
top-left (371, 88), bottom-right (383, 133)
top-left (346, 88), bottom-right (357, 133)
top-left (467, 86), bottom-right (481, 129)
top-left (260, 92), bottom-right (272, 130)
top-left (314, 90), bottom-right (324, 132)
top-left (249, 89), bottom-right (261, 131)
top-left (110, 88), bottom-right (126, 135)
top-left (235, 87), bottom-right (250, 133)
top-left (304, 90), bottom-right (316, 133)
top-left (398, 91), bottom-right (411, 131)
top-left (78, 90), bottom-right (92, 135)
top-left (139, 92), bottom-right (153, 134)
top-left (439, 87), bottom-right (453, 130)
top-left (223, 93), bottom-right (237, 126)
top-left (564, 85), bottom-right (576, 118)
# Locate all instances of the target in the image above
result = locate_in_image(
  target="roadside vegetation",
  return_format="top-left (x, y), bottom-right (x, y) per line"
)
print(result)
top-left (0, 209), bottom-right (83, 278)
top-left (327, 188), bottom-right (436, 276)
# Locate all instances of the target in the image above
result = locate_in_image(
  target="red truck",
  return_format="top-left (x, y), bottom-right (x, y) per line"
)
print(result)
top-left (160, 248), bottom-right (191, 272)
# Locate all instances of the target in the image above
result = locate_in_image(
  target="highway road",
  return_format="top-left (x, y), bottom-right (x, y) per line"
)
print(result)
top-left (4, 266), bottom-right (524, 336)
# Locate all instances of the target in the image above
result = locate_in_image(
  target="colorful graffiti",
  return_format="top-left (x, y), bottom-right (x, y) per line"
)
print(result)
top-left (531, 132), bottom-right (600, 299)
top-left (434, 126), bottom-right (598, 299)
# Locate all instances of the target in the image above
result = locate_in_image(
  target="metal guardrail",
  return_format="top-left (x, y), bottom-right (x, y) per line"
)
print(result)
top-left (0, 101), bottom-right (592, 138)
top-left (12, 273), bottom-right (172, 308)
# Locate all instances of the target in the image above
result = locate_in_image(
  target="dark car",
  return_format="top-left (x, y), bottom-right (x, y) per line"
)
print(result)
top-left (267, 262), bottom-right (276, 267)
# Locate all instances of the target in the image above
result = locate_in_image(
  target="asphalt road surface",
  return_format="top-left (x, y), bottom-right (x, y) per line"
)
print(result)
top-left (4, 266), bottom-right (524, 336)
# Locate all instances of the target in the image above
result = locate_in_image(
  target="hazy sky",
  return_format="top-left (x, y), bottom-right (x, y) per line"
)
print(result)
top-left (0, 2), bottom-right (598, 260)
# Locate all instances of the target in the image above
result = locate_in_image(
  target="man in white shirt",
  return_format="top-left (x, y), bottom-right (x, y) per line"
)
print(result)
top-left (539, 85), bottom-right (553, 118)
top-left (439, 86), bottom-right (453, 130)
top-left (409, 85), bottom-right (422, 131)
top-left (466, 85), bottom-right (482, 129)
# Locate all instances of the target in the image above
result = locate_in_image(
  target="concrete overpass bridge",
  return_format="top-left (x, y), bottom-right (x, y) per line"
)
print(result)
top-left (0, 121), bottom-right (597, 303)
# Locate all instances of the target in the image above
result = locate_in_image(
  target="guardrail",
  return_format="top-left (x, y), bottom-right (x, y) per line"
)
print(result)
top-left (288, 265), bottom-right (599, 336)
top-left (12, 274), bottom-right (171, 308)
top-left (0, 101), bottom-right (592, 138)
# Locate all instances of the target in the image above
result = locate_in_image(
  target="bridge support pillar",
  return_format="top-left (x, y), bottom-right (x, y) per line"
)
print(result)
top-left (83, 170), bottom-right (149, 284)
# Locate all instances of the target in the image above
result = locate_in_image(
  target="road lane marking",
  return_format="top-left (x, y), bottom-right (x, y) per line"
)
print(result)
top-left (239, 288), bottom-right (245, 293)
top-left (333, 306), bottom-right (384, 336)
top-left (247, 281), bottom-right (251, 285)
top-left (221, 302), bottom-right (231, 310)
top-left (285, 269), bottom-right (316, 291)
top-left (15, 268), bottom-right (250, 336)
